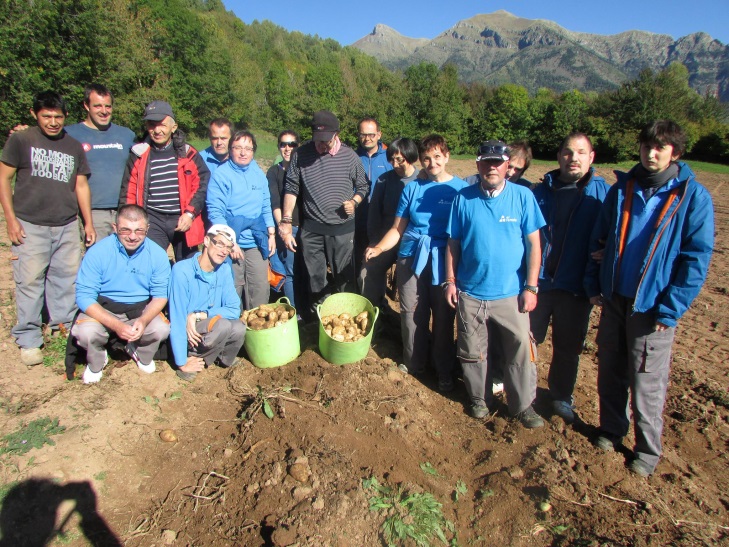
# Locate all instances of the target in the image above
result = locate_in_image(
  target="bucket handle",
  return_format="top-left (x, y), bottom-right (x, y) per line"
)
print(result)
top-left (277, 296), bottom-right (291, 307)
top-left (316, 304), bottom-right (322, 320)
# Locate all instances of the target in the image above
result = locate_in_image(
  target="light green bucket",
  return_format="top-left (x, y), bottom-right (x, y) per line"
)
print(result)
top-left (317, 293), bottom-right (379, 365)
top-left (244, 297), bottom-right (300, 368)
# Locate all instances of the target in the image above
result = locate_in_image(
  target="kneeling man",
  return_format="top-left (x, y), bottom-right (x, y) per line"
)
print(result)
top-left (169, 225), bottom-right (245, 381)
top-left (72, 205), bottom-right (171, 383)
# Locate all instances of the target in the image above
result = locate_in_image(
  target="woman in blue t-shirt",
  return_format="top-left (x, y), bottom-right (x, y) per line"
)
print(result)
top-left (364, 135), bottom-right (467, 392)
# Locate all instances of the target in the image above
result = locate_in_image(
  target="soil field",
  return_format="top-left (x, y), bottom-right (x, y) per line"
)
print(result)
top-left (0, 160), bottom-right (727, 546)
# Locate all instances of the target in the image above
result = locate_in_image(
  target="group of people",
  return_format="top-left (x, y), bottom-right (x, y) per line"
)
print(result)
top-left (0, 85), bottom-right (714, 478)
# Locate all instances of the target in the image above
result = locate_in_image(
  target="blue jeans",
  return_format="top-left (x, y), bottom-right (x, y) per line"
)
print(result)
top-left (11, 219), bottom-right (81, 348)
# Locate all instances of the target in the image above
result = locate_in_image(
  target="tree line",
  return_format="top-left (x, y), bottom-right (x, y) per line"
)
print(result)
top-left (2, 0), bottom-right (727, 162)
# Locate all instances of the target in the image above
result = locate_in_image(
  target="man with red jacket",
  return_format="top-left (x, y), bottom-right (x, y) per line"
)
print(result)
top-left (119, 100), bottom-right (209, 261)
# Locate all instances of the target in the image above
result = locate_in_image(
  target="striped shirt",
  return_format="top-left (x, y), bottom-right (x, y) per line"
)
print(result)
top-left (284, 141), bottom-right (368, 235)
top-left (147, 146), bottom-right (181, 213)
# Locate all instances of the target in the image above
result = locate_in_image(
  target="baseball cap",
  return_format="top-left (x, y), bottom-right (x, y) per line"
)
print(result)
top-left (207, 224), bottom-right (236, 244)
top-left (477, 140), bottom-right (510, 162)
top-left (311, 110), bottom-right (340, 142)
top-left (143, 100), bottom-right (175, 122)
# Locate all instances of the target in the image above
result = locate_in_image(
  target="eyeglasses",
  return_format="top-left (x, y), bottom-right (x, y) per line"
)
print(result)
top-left (117, 227), bottom-right (148, 236)
top-left (279, 141), bottom-right (298, 148)
top-left (231, 146), bottom-right (254, 153)
top-left (211, 238), bottom-right (234, 252)
top-left (358, 133), bottom-right (377, 139)
top-left (390, 156), bottom-right (406, 165)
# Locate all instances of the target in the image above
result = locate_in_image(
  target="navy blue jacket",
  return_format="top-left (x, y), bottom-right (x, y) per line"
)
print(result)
top-left (533, 168), bottom-right (609, 295)
top-left (584, 162), bottom-right (714, 327)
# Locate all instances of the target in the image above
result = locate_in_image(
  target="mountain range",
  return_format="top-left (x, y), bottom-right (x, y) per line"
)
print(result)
top-left (352, 11), bottom-right (729, 101)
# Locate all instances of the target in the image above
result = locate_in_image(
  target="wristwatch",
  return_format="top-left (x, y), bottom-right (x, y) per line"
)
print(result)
top-left (523, 285), bottom-right (539, 295)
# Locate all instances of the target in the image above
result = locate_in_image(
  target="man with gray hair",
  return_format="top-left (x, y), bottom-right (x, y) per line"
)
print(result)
top-left (119, 100), bottom-right (210, 261)
top-left (71, 204), bottom-right (171, 383)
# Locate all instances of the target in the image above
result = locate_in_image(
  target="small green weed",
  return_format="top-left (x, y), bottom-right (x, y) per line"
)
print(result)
top-left (167, 391), bottom-right (182, 401)
top-left (43, 334), bottom-right (68, 368)
top-left (0, 417), bottom-right (66, 455)
top-left (363, 476), bottom-right (455, 547)
top-left (453, 480), bottom-right (467, 502)
top-left (142, 396), bottom-right (160, 410)
top-left (94, 471), bottom-right (107, 481)
top-left (478, 488), bottom-right (495, 499)
top-left (420, 461), bottom-right (440, 477)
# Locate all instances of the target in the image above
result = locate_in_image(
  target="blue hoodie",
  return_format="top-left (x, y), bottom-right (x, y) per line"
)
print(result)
top-left (168, 253), bottom-right (241, 366)
top-left (584, 162), bottom-right (714, 327)
top-left (207, 159), bottom-right (274, 249)
top-left (533, 168), bottom-right (609, 295)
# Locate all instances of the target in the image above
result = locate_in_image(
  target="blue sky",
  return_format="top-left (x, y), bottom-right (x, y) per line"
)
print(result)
top-left (226, 1), bottom-right (728, 46)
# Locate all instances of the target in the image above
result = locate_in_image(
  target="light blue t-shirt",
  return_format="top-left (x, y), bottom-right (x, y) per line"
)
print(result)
top-left (199, 146), bottom-right (227, 176)
top-left (395, 177), bottom-right (468, 258)
top-left (447, 183), bottom-right (545, 300)
top-left (65, 122), bottom-right (135, 209)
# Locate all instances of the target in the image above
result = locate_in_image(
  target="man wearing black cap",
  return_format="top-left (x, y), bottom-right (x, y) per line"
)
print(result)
top-left (445, 141), bottom-right (546, 428)
top-left (119, 100), bottom-right (210, 261)
top-left (278, 110), bottom-right (369, 313)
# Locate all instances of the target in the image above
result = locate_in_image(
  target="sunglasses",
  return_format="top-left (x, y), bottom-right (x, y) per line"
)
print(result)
top-left (279, 141), bottom-right (298, 148)
top-left (478, 144), bottom-right (508, 156)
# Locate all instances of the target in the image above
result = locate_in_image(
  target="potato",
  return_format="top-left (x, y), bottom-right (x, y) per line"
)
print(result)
top-left (325, 326), bottom-right (332, 336)
top-left (332, 325), bottom-right (345, 336)
top-left (331, 317), bottom-right (342, 327)
top-left (359, 317), bottom-right (369, 333)
top-left (356, 311), bottom-right (369, 322)
top-left (274, 321), bottom-right (282, 327)
top-left (249, 318), bottom-right (265, 330)
top-left (159, 429), bottom-right (178, 443)
top-left (353, 334), bottom-right (363, 341)
top-left (344, 332), bottom-right (354, 341)
top-left (259, 304), bottom-right (272, 312)
top-left (280, 313), bottom-right (290, 323)
top-left (333, 333), bottom-right (345, 342)
top-left (289, 309), bottom-right (296, 319)
top-left (268, 311), bottom-right (278, 322)
top-left (339, 313), bottom-right (351, 321)
top-left (256, 309), bottom-right (269, 318)
top-left (266, 319), bottom-right (276, 329)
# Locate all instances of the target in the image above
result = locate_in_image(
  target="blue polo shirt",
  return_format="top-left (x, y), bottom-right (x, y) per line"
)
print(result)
top-left (199, 146), bottom-right (228, 176)
top-left (447, 182), bottom-right (545, 300)
top-left (396, 177), bottom-right (468, 258)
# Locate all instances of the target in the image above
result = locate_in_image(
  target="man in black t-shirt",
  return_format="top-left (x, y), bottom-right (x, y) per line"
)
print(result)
top-left (0, 91), bottom-right (94, 366)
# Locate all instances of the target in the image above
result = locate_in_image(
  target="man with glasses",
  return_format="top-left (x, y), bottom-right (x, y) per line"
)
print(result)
top-left (199, 118), bottom-right (233, 176)
top-left (531, 133), bottom-right (609, 424)
top-left (445, 141), bottom-right (546, 428)
top-left (119, 100), bottom-right (210, 262)
top-left (71, 205), bottom-right (171, 383)
top-left (355, 118), bottom-right (392, 273)
top-left (168, 224), bottom-right (245, 382)
top-left (279, 110), bottom-right (369, 314)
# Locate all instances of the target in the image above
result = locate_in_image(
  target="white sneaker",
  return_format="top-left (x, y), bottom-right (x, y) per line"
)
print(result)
top-left (82, 366), bottom-right (103, 384)
top-left (125, 343), bottom-right (155, 373)
top-left (82, 351), bottom-right (108, 384)
top-left (492, 381), bottom-right (504, 395)
top-left (20, 347), bottom-right (44, 367)
top-left (137, 359), bottom-right (156, 374)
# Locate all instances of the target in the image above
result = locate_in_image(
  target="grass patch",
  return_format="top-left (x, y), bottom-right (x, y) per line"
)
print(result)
top-left (0, 417), bottom-right (66, 456)
top-left (363, 476), bottom-right (455, 546)
top-left (43, 333), bottom-right (67, 368)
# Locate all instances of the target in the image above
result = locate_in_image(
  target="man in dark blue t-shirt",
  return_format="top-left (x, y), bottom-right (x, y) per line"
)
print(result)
top-left (65, 84), bottom-right (136, 239)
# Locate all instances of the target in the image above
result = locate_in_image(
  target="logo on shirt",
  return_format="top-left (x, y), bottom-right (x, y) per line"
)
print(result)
top-left (499, 215), bottom-right (518, 223)
top-left (82, 142), bottom-right (92, 153)
top-left (30, 147), bottom-right (75, 183)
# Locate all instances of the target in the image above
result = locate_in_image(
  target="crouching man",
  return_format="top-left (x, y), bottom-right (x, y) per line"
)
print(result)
top-left (169, 224), bottom-right (245, 382)
top-left (72, 205), bottom-right (170, 383)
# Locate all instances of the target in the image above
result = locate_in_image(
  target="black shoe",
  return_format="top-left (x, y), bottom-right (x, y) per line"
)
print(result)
top-left (516, 406), bottom-right (544, 429)
top-left (593, 432), bottom-right (621, 452)
top-left (471, 405), bottom-right (490, 419)
top-left (628, 459), bottom-right (653, 478)
top-left (176, 369), bottom-right (197, 382)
